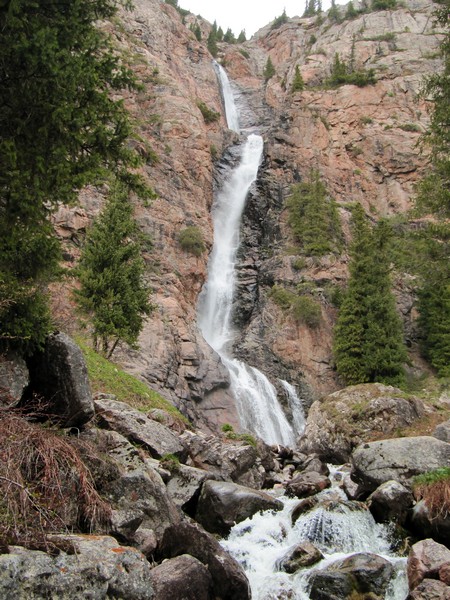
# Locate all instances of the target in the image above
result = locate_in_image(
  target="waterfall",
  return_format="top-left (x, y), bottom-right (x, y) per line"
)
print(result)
top-left (222, 477), bottom-right (409, 600)
top-left (197, 65), bottom-right (298, 447)
top-left (281, 380), bottom-right (306, 436)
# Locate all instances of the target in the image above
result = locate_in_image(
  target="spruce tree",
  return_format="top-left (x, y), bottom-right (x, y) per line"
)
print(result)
top-left (292, 65), bottom-right (305, 92)
top-left (75, 182), bottom-right (153, 358)
top-left (237, 30), bottom-right (247, 43)
top-left (263, 56), bottom-right (276, 81)
top-left (333, 205), bottom-right (407, 386)
top-left (0, 0), bottom-right (149, 354)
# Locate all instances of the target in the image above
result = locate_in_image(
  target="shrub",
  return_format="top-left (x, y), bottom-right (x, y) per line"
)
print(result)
top-left (399, 122), bottom-right (421, 132)
top-left (292, 295), bottom-right (321, 327)
top-left (263, 56), bottom-right (276, 81)
top-left (239, 49), bottom-right (250, 59)
top-left (221, 423), bottom-right (234, 433)
top-left (269, 284), bottom-right (294, 310)
top-left (291, 65), bottom-right (305, 92)
top-left (412, 467), bottom-right (450, 519)
top-left (178, 226), bottom-right (206, 256)
top-left (371, 0), bottom-right (397, 10)
top-left (271, 9), bottom-right (288, 30)
top-left (160, 453), bottom-right (180, 473)
top-left (197, 101), bottom-right (220, 124)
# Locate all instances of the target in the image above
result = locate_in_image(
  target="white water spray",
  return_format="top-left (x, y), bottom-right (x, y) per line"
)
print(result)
top-left (198, 66), bottom-right (298, 446)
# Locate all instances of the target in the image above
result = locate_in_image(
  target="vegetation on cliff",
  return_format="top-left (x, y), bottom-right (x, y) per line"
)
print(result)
top-left (0, 0), bottom-right (149, 355)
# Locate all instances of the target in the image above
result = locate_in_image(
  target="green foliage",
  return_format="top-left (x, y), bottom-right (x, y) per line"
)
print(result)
top-left (327, 53), bottom-right (376, 87)
top-left (286, 171), bottom-right (343, 256)
top-left (237, 30), bottom-right (247, 43)
top-left (345, 1), bottom-right (358, 19)
top-left (178, 226), bottom-right (206, 256)
top-left (303, 0), bottom-right (321, 17)
top-left (271, 9), bottom-right (288, 30)
top-left (399, 123), bottom-right (421, 132)
top-left (221, 423), bottom-right (234, 433)
top-left (263, 56), bottom-right (276, 81)
top-left (292, 296), bottom-right (321, 327)
top-left (78, 338), bottom-right (187, 420)
top-left (197, 101), bottom-right (220, 123)
top-left (270, 285), bottom-right (294, 310)
top-left (207, 27), bottom-right (219, 57)
top-left (75, 182), bottom-right (153, 358)
top-left (0, 0), bottom-right (150, 355)
top-left (239, 49), bottom-right (250, 59)
top-left (328, 0), bottom-right (342, 22)
top-left (223, 27), bottom-right (236, 43)
top-left (190, 22), bottom-right (202, 41)
top-left (412, 467), bottom-right (450, 487)
top-left (333, 206), bottom-right (407, 386)
top-left (292, 65), bottom-right (305, 92)
top-left (160, 453), bottom-right (180, 472)
top-left (412, 467), bottom-right (450, 520)
top-left (371, 0), bottom-right (397, 10)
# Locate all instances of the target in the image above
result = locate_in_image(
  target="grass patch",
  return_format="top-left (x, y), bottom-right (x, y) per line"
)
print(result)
top-left (412, 467), bottom-right (450, 519)
top-left (77, 338), bottom-right (188, 422)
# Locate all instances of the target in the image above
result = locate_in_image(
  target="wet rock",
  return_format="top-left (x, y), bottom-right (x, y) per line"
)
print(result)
top-left (0, 535), bottom-right (155, 599)
top-left (368, 480), bottom-right (413, 524)
top-left (440, 564), bottom-right (450, 586)
top-left (343, 474), bottom-right (363, 500)
top-left (299, 454), bottom-right (330, 476)
top-left (158, 519), bottom-right (251, 600)
top-left (406, 579), bottom-right (450, 599)
top-left (276, 541), bottom-right (324, 573)
top-left (410, 500), bottom-right (450, 546)
top-left (150, 554), bottom-right (213, 600)
top-left (29, 332), bottom-right (94, 427)
top-left (309, 552), bottom-right (394, 600)
top-left (195, 480), bottom-right (283, 535)
top-left (299, 384), bottom-right (425, 463)
top-left (351, 437), bottom-right (450, 493)
top-left (407, 539), bottom-right (450, 590)
top-left (285, 471), bottom-right (331, 498)
top-left (291, 496), bottom-right (320, 524)
top-left (94, 395), bottom-right (187, 461)
top-left (0, 352), bottom-right (29, 406)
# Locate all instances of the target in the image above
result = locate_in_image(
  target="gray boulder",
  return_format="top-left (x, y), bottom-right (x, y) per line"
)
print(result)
top-left (150, 554), bottom-right (213, 600)
top-left (298, 383), bottom-right (425, 463)
top-left (368, 480), bottom-right (413, 524)
top-left (158, 519), bottom-right (251, 600)
top-left (434, 420), bottom-right (450, 443)
top-left (0, 352), bottom-right (29, 406)
top-left (166, 463), bottom-right (216, 511)
top-left (195, 480), bottom-right (283, 535)
top-left (285, 471), bottom-right (331, 498)
top-left (407, 539), bottom-right (450, 590)
top-left (410, 500), bottom-right (450, 546)
top-left (29, 332), bottom-right (94, 426)
top-left (0, 535), bottom-right (154, 600)
top-left (276, 541), bottom-right (324, 573)
top-left (308, 552), bottom-right (394, 600)
top-left (94, 395), bottom-right (187, 461)
top-left (351, 437), bottom-right (450, 492)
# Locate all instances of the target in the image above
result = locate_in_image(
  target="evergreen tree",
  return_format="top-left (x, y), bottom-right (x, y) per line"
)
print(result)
top-left (271, 9), bottom-right (288, 30)
top-left (286, 171), bottom-right (342, 256)
top-left (328, 0), bottom-right (342, 22)
top-left (333, 206), bottom-right (407, 386)
top-left (207, 28), bottom-right (218, 57)
top-left (217, 26), bottom-right (224, 41)
top-left (223, 28), bottom-right (236, 43)
top-left (345, 1), bottom-right (358, 19)
top-left (292, 65), bottom-right (305, 92)
top-left (0, 0), bottom-right (149, 354)
top-left (191, 22), bottom-right (202, 41)
top-left (263, 56), bottom-right (276, 81)
top-left (75, 182), bottom-right (153, 358)
top-left (237, 29), bottom-right (247, 43)
top-left (415, 1), bottom-right (450, 376)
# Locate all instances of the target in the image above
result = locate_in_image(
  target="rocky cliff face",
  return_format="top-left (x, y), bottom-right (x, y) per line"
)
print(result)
top-left (53, 0), bottom-right (443, 432)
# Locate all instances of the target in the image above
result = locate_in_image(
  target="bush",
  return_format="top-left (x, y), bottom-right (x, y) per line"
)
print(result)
top-left (178, 226), bottom-right (206, 256)
top-left (221, 423), bottom-right (234, 433)
top-left (263, 56), bottom-right (276, 81)
top-left (271, 9), bottom-right (288, 30)
top-left (412, 467), bottom-right (450, 519)
top-left (269, 285), bottom-right (294, 310)
top-left (371, 0), bottom-right (397, 10)
top-left (160, 453), bottom-right (180, 473)
top-left (399, 122), bottom-right (421, 132)
top-left (292, 296), bottom-right (321, 327)
top-left (197, 101), bottom-right (220, 124)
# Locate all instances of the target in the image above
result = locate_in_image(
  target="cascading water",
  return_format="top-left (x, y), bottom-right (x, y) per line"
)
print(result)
top-left (222, 471), bottom-right (409, 600)
top-left (198, 65), bottom-right (297, 447)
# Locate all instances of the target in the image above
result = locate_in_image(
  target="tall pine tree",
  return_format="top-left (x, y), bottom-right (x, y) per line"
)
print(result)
top-left (333, 205), bottom-right (407, 386)
top-left (75, 182), bottom-right (153, 358)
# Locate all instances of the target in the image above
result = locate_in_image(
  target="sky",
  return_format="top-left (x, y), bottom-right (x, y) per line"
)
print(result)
top-left (178, 0), bottom-right (338, 38)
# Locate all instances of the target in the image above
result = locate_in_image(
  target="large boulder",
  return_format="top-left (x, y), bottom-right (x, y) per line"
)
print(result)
top-left (149, 554), bottom-right (213, 600)
top-left (308, 552), bottom-right (395, 600)
top-left (158, 519), bottom-right (251, 600)
top-left (407, 539), bottom-right (450, 590)
top-left (0, 352), bottom-right (29, 407)
top-left (0, 535), bottom-right (154, 599)
top-left (406, 579), bottom-right (450, 599)
top-left (298, 384), bottom-right (425, 463)
top-left (410, 500), bottom-right (450, 546)
top-left (351, 437), bottom-right (450, 493)
top-left (434, 420), bottom-right (450, 443)
top-left (180, 429), bottom-right (263, 488)
top-left (166, 463), bottom-right (216, 512)
top-left (29, 332), bottom-right (94, 427)
top-left (94, 395), bottom-right (187, 461)
top-left (195, 479), bottom-right (283, 535)
top-left (368, 480), bottom-right (414, 524)
top-left (285, 471), bottom-right (331, 498)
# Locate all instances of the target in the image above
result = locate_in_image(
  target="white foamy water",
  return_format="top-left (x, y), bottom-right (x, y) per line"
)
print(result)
top-left (214, 62), bottom-right (240, 133)
top-left (222, 483), bottom-right (408, 600)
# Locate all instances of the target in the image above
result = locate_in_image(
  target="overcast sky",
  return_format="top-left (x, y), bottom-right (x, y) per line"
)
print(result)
top-left (178, 1), bottom-right (340, 37)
